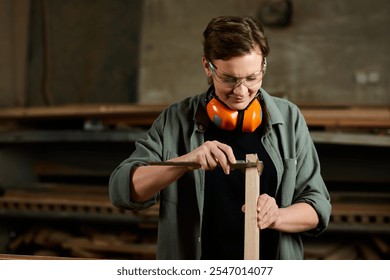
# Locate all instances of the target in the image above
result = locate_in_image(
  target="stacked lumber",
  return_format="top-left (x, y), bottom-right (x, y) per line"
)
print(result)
top-left (6, 225), bottom-right (157, 259)
top-left (304, 234), bottom-right (390, 260)
top-left (0, 185), bottom-right (158, 259)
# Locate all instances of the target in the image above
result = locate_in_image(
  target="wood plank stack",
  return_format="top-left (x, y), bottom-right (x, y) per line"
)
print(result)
top-left (0, 185), bottom-right (158, 259)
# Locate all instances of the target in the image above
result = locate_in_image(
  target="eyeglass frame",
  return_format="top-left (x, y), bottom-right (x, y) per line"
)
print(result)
top-left (208, 57), bottom-right (267, 88)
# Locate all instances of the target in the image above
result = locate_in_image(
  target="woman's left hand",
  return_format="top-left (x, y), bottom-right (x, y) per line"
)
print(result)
top-left (241, 193), bottom-right (279, 230)
top-left (256, 193), bottom-right (279, 230)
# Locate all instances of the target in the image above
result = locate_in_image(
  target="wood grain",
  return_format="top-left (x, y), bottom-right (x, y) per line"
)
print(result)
top-left (244, 154), bottom-right (261, 260)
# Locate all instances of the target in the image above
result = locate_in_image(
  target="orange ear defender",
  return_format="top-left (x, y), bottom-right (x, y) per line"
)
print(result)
top-left (206, 93), bottom-right (262, 133)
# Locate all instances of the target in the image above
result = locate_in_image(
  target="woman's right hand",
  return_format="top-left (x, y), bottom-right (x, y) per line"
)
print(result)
top-left (172, 140), bottom-right (236, 174)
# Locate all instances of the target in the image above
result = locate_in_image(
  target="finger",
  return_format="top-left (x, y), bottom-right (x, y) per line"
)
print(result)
top-left (210, 141), bottom-right (235, 174)
top-left (196, 153), bottom-right (211, 170)
top-left (205, 153), bottom-right (219, 170)
top-left (257, 196), bottom-right (278, 229)
top-left (257, 209), bottom-right (273, 229)
top-left (258, 215), bottom-right (271, 230)
top-left (215, 142), bottom-right (236, 167)
top-left (256, 194), bottom-right (269, 215)
top-left (259, 208), bottom-right (278, 230)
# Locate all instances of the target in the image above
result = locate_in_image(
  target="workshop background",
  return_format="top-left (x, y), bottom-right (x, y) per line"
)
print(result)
top-left (0, 0), bottom-right (389, 260)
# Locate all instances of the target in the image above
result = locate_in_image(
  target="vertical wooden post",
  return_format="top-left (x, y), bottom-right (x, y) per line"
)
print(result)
top-left (244, 154), bottom-right (263, 260)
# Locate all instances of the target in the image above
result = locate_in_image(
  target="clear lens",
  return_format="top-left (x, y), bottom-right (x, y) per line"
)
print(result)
top-left (219, 72), bottom-right (263, 87)
top-left (209, 62), bottom-right (264, 88)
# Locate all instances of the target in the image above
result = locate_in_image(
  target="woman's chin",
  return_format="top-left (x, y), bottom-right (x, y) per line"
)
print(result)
top-left (227, 102), bottom-right (250, 111)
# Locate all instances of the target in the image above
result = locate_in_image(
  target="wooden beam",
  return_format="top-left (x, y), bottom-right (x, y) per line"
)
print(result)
top-left (244, 154), bottom-right (262, 260)
top-left (0, 105), bottom-right (388, 128)
top-left (300, 106), bottom-right (390, 128)
top-left (0, 254), bottom-right (87, 260)
top-left (0, 104), bottom-right (167, 120)
top-left (310, 131), bottom-right (390, 147)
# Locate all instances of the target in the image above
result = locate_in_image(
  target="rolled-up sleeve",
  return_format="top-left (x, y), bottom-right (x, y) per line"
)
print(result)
top-left (109, 161), bottom-right (158, 211)
top-left (109, 112), bottom-right (167, 211)
top-left (294, 112), bottom-right (332, 236)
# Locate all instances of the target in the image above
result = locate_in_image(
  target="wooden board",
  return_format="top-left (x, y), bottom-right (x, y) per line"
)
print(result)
top-left (244, 154), bottom-right (261, 260)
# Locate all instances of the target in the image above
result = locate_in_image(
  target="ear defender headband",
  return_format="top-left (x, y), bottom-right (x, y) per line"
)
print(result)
top-left (206, 91), bottom-right (263, 133)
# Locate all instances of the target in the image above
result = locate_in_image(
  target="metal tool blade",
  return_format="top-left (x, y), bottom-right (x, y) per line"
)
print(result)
top-left (148, 160), bottom-right (263, 172)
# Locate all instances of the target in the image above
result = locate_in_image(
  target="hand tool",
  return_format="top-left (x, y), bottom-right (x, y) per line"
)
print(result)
top-left (148, 159), bottom-right (263, 172)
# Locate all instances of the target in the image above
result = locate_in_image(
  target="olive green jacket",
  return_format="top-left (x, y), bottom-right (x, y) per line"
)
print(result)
top-left (109, 88), bottom-right (331, 259)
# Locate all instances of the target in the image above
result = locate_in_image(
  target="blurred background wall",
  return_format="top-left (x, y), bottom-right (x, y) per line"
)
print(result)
top-left (0, 0), bottom-right (389, 107)
top-left (0, 0), bottom-right (142, 107)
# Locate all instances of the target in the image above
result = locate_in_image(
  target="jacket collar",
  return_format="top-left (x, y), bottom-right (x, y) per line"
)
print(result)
top-left (193, 87), bottom-right (212, 130)
top-left (259, 88), bottom-right (285, 126)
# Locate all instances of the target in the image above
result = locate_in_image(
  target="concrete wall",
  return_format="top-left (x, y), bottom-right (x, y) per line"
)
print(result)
top-left (138, 0), bottom-right (390, 106)
top-left (0, 0), bottom-right (389, 107)
top-left (138, 0), bottom-right (261, 104)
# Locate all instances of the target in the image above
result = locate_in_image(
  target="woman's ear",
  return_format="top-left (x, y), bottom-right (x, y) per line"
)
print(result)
top-left (202, 56), bottom-right (212, 76)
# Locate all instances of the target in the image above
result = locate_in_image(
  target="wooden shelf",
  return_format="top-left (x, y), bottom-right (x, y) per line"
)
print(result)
top-left (0, 104), bottom-right (388, 128)
top-left (300, 106), bottom-right (390, 128)
top-left (310, 131), bottom-right (390, 147)
top-left (0, 129), bottom-right (147, 143)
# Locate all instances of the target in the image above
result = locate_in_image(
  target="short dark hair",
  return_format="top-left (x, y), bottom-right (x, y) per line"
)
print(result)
top-left (203, 15), bottom-right (270, 61)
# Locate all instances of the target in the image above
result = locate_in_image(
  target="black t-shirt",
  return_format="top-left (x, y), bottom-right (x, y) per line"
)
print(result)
top-left (201, 122), bottom-right (278, 260)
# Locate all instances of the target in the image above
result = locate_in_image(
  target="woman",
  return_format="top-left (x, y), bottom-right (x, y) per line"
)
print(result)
top-left (109, 15), bottom-right (331, 259)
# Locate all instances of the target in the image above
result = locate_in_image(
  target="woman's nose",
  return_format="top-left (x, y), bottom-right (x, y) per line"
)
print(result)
top-left (233, 83), bottom-right (248, 95)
